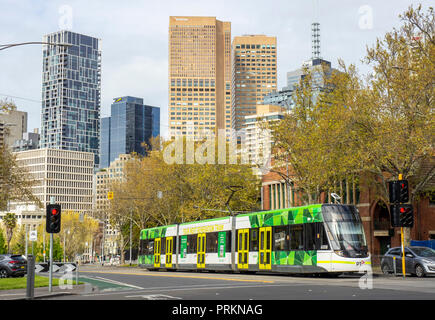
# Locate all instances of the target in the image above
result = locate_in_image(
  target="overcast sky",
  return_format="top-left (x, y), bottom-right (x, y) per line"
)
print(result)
top-left (0, 0), bottom-right (426, 138)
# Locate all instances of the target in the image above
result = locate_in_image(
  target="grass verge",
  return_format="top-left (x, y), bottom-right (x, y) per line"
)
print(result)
top-left (0, 276), bottom-right (62, 290)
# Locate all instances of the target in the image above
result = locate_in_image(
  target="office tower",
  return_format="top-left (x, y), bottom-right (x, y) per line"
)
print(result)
top-left (232, 35), bottom-right (277, 131)
top-left (168, 16), bottom-right (231, 138)
top-left (41, 31), bottom-right (101, 167)
top-left (100, 96), bottom-right (160, 169)
top-left (0, 109), bottom-right (27, 148)
top-left (244, 104), bottom-right (284, 176)
top-left (263, 87), bottom-right (294, 110)
top-left (9, 148), bottom-right (94, 216)
top-left (96, 154), bottom-right (131, 256)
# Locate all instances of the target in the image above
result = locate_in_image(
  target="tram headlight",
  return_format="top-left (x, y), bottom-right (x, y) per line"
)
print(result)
top-left (334, 250), bottom-right (345, 257)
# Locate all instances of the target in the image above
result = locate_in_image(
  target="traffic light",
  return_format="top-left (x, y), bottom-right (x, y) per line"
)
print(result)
top-left (46, 204), bottom-right (61, 233)
top-left (389, 179), bottom-right (413, 228)
top-left (390, 204), bottom-right (413, 228)
top-left (389, 180), bottom-right (409, 203)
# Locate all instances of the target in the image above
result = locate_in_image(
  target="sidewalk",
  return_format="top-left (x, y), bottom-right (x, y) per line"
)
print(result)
top-left (0, 284), bottom-right (87, 300)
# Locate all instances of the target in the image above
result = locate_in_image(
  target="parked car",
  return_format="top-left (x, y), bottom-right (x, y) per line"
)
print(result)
top-left (0, 254), bottom-right (27, 278)
top-left (381, 246), bottom-right (435, 278)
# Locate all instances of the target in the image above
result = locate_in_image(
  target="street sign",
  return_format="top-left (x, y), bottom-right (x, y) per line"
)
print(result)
top-left (107, 191), bottom-right (114, 200)
top-left (29, 230), bottom-right (37, 242)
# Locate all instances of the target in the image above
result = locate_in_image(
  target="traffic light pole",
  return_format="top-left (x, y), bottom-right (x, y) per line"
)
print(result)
top-left (398, 174), bottom-right (406, 278)
top-left (49, 233), bottom-right (53, 292)
top-left (49, 196), bottom-right (55, 293)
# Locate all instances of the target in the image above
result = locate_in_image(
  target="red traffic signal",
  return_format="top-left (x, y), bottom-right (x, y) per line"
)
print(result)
top-left (389, 180), bottom-right (409, 204)
top-left (46, 204), bottom-right (61, 233)
top-left (391, 204), bottom-right (413, 228)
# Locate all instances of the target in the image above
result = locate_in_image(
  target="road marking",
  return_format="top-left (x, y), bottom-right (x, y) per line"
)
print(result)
top-left (79, 270), bottom-right (274, 283)
top-left (93, 276), bottom-right (144, 290)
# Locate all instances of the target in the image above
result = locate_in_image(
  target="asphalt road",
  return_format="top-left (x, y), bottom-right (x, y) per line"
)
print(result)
top-left (43, 265), bottom-right (435, 300)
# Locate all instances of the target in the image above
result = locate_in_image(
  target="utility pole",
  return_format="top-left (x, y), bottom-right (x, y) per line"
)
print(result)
top-left (129, 209), bottom-right (133, 265)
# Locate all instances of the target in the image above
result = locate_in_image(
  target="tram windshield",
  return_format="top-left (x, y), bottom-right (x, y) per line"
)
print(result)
top-left (322, 205), bottom-right (368, 258)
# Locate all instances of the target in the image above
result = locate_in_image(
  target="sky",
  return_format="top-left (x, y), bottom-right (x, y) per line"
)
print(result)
top-left (0, 0), bottom-right (427, 138)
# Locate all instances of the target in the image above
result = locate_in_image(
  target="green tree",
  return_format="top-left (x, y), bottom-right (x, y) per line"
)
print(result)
top-left (0, 100), bottom-right (41, 211)
top-left (0, 228), bottom-right (7, 254)
top-left (107, 138), bottom-right (261, 263)
top-left (2, 212), bottom-right (17, 254)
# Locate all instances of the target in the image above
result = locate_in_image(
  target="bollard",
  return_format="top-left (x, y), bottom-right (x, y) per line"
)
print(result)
top-left (26, 255), bottom-right (35, 300)
top-left (393, 257), bottom-right (397, 276)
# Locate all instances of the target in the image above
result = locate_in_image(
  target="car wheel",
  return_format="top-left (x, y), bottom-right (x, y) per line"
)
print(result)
top-left (0, 269), bottom-right (8, 278)
top-left (415, 264), bottom-right (426, 278)
top-left (381, 263), bottom-right (391, 275)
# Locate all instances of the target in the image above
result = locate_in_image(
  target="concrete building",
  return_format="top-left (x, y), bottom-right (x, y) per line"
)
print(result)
top-left (95, 154), bottom-right (132, 258)
top-left (168, 16), bottom-right (232, 139)
top-left (41, 31), bottom-right (101, 167)
top-left (100, 96), bottom-right (160, 169)
top-left (12, 129), bottom-right (40, 152)
top-left (263, 87), bottom-right (294, 110)
top-left (0, 109), bottom-right (27, 148)
top-left (244, 105), bottom-right (284, 176)
top-left (8, 148), bottom-right (94, 216)
top-left (232, 35), bottom-right (277, 131)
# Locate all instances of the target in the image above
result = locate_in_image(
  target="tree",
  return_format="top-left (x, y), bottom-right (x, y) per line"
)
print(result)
top-left (268, 5), bottom-right (434, 244)
top-left (108, 138), bottom-right (261, 262)
top-left (0, 227), bottom-right (7, 254)
top-left (2, 212), bottom-right (17, 254)
top-left (0, 100), bottom-right (41, 211)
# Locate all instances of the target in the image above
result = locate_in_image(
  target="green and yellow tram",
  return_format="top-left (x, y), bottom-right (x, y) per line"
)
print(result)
top-left (138, 204), bottom-right (371, 275)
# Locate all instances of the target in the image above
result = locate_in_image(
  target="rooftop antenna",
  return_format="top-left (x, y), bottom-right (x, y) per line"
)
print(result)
top-left (311, 0), bottom-right (321, 59)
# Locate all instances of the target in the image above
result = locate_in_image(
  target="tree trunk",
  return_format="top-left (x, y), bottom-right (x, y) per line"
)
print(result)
top-left (120, 234), bottom-right (126, 265)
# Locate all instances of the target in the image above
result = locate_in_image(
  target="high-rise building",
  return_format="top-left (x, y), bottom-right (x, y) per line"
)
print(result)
top-left (232, 35), bottom-right (277, 131)
top-left (0, 109), bottom-right (27, 148)
top-left (95, 154), bottom-right (132, 257)
top-left (263, 87), bottom-right (294, 110)
top-left (168, 16), bottom-right (231, 138)
top-left (244, 104), bottom-right (284, 176)
top-left (41, 31), bottom-right (101, 167)
top-left (8, 148), bottom-right (94, 215)
top-left (100, 96), bottom-right (160, 169)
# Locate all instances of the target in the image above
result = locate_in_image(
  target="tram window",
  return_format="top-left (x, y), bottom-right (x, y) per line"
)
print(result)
top-left (316, 223), bottom-right (330, 250)
top-left (206, 232), bottom-right (218, 253)
top-left (274, 226), bottom-right (289, 251)
top-left (161, 238), bottom-right (166, 254)
top-left (148, 240), bottom-right (154, 255)
top-left (290, 225), bottom-right (303, 250)
top-left (304, 224), bottom-right (316, 251)
top-left (139, 239), bottom-right (145, 256)
top-left (187, 234), bottom-right (197, 254)
top-left (250, 228), bottom-right (259, 251)
top-left (226, 231), bottom-right (232, 252)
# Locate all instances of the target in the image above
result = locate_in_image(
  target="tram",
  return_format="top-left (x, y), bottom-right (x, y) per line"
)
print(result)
top-left (138, 204), bottom-right (371, 275)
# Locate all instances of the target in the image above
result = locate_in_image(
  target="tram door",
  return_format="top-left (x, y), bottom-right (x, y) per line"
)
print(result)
top-left (238, 229), bottom-right (249, 269)
top-left (197, 233), bottom-right (206, 268)
top-left (259, 227), bottom-right (272, 270)
top-left (165, 237), bottom-right (173, 268)
top-left (154, 238), bottom-right (161, 268)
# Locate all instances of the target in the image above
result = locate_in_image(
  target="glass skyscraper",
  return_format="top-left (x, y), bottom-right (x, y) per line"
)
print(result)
top-left (41, 31), bottom-right (101, 167)
top-left (100, 96), bottom-right (160, 169)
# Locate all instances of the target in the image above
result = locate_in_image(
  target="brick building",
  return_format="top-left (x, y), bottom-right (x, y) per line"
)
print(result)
top-left (261, 163), bottom-right (435, 265)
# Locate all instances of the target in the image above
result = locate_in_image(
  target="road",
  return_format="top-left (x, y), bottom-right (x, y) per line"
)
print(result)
top-left (43, 264), bottom-right (435, 300)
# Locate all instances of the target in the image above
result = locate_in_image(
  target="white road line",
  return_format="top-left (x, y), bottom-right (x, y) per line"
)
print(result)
top-left (93, 276), bottom-right (144, 290)
top-left (77, 283), bottom-right (290, 298)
